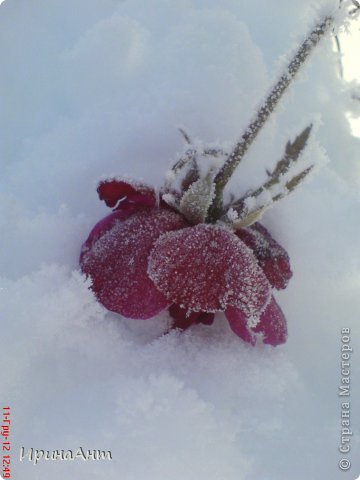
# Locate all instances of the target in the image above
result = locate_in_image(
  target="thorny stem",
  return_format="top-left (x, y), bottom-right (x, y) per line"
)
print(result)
top-left (207, 15), bottom-right (334, 222)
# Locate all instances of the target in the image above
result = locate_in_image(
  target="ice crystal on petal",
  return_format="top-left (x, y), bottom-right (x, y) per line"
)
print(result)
top-left (148, 224), bottom-right (270, 317)
top-left (225, 296), bottom-right (287, 346)
top-left (80, 209), bottom-right (187, 319)
top-left (253, 296), bottom-right (288, 346)
top-left (236, 222), bottom-right (292, 290)
top-left (225, 307), bottom-right (257, 345)
top-left (97, 177), bottom-right (156, 209)
top-left (80, 209), bottom-right (144, 264)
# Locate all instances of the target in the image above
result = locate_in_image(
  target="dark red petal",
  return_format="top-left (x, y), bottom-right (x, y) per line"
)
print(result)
top-left (80, 209), bottom-right (188, 319)
top-left (148, 224), bottom-right (270, 316)
top-left (122, 192), bottom-right (157, 208)
top-left (236, 222), bottom-right (292, 290)
top-left (80, 207), bottom-right (146, 263)
top-left (226, 296), bottom-right (287, 346)
top-left (253, 296), bottom-right (288, 346)
top-left (97, 178), bottom-right (156, 209)
top-left (168, 304), bottom-right (215, 330)
top-left (225, 307), bottom-right (256, 345)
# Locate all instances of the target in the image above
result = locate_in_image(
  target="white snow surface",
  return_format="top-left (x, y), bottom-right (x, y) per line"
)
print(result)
top-left (1, 1), bottom-right (360, 479)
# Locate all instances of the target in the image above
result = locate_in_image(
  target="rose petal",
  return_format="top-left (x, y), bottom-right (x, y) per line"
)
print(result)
top-left (80, 207), bottom-right (148, 263)
top-left (97, 177), bottom-right (156, 209)
top-left (148, 224), bottom-right (270, 316)
top-left (253, 296), bottom-right (288, 346)
top-left (168, 304), bottom-right (215, 330)
top-left (236, 222), bottom-right (292, 290)
top-left (225, 307), bottom-right (256, 345)
top-left (225, 296), bottom-right (287, 346)
top-left (80, 209), bottom-right (188, 319)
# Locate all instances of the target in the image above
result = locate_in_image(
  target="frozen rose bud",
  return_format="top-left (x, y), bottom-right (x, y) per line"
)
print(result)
top-left (225, 296), bottom-right (287, 346)
top-left (80, 209), bottom-right (188, 319)
top-left (97, 177), bottom-right (157, 209)
top-left (236, 222), bottom-right (292, 290)
top-left (148, 224), bottom-right (270, 317)
top-left (168, 304), bottom-right (215, 330)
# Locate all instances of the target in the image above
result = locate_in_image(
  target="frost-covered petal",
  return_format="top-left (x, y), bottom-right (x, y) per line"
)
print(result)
top-left (253, 296), bottom-right (287, 346)
top-left (236, 222), bottom-right (292, 290)
top-left (225, 296), bottom-right (287, 346)
top-left (168, 304), bottom-right (215, 330)
top-left (97, 177), bottom-right (156, 209)
top-left (225, 307), bottom-right (256, 345)
top-left (148, 224), bottom-right (270, 316)
top-left (79, 207), bottom-right (148, 263)
top-left (80, 209), bottom-right (188, 319)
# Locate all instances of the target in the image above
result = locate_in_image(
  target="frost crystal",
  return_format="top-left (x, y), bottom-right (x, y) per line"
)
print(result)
top-left (81, 209), bottom-right (187, 319)
top-left (179, 174), bottom-right (216, 224)
top-left (97, 177), bottom-right (156, 209)
top-left (148, 224), bottom-right (270, 318)
top-left (226, 296), bottom-right (287, 346)
top-left (236, 223), bottom-right (292, 290)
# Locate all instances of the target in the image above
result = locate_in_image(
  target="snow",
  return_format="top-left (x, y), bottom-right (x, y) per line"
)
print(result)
top-left (1, 0), bottom-right (360, 479)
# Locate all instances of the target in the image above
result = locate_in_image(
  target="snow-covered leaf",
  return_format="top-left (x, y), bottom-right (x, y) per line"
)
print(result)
top-left (179, 173), bottom-right (216, 224)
